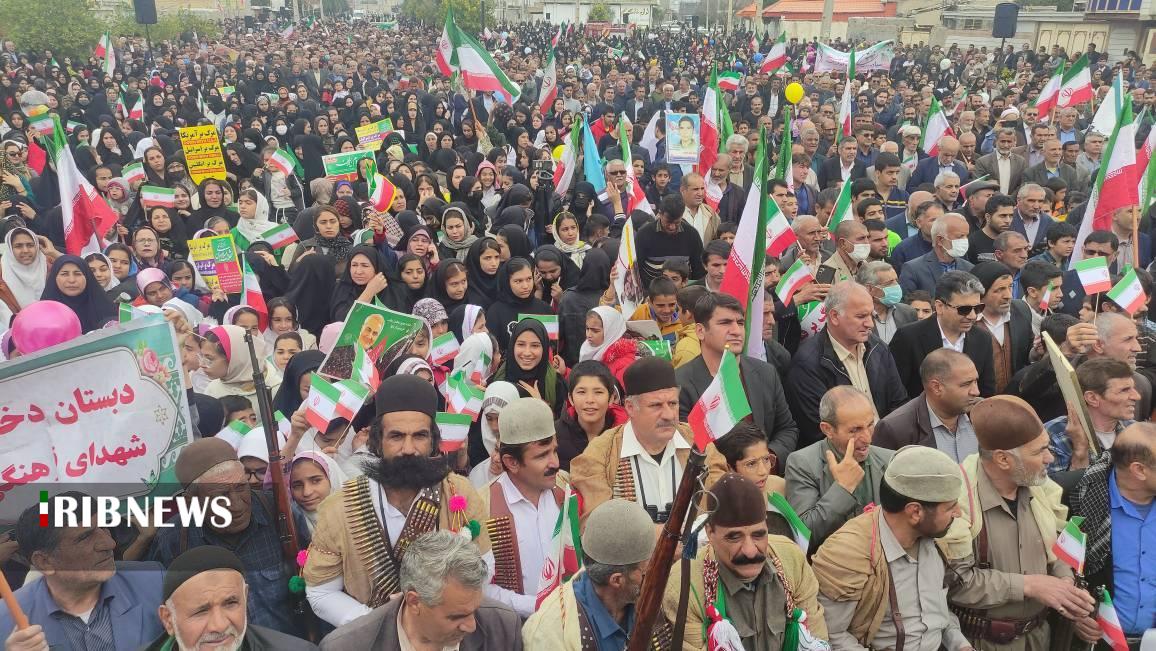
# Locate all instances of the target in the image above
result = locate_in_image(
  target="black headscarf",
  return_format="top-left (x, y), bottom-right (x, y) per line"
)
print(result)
top-left (272, 350), bottom-right (325, 415)
top-left (497, 224), bottom-right (533, 260)
top-left (40, 255), bottom-right (118, 333)
top-left (464, 237), bottom-right (501, 306)
top-left (533, 244), bottom-right (580, 290)
top-left (485, 257), bottom-right (552, 351)
top-left (573, 247), bottom-right (612, 293)
top-left (427, 259), bottom-right (469, 314)
top-left (329, 245), bottom-right (409, 320)
top-left (285, 254), bottom-right (337, 336)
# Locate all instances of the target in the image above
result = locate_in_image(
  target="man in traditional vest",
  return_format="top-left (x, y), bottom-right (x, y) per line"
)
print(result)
top-left (302, 374), bottom-right (490, 627)
top-left (479, 397), bottom-right (568, 616)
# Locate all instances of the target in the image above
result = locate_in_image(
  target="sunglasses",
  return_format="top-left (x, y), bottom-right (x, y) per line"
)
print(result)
top-left (942, 302), bottom-right (985, 316)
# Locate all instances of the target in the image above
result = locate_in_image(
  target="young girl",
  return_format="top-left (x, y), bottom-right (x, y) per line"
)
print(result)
top-left (272, 331), bottom-right (303, 372)
top-left (552, 211), bottom-right (590, 269)
top-left (289, 451), bottom-right (346, 533)
top-left (436, 205), bottom-right (478, 262)
top-left (200, 324), bottom-right (283, 411)
top-left (265, 297), bottom-right (318, 350)
top-left (84, 253), bottom-right (119, 293)
top-left (231, 188), bottom-right (276, 252)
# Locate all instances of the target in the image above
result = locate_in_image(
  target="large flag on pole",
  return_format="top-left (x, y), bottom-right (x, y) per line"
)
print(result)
top-left (920, 96), bottom-right (954, 157)
top-left (553, 116), bottom-right (581, 195)
top-left (619, 114), bottom-right (652, 216)
top-left (538, 47), bottom-right (558, 110)
top-left (773, 107), bottom-right (792, 189)
top-left (1139, 117), bottom-right (1156, 209)
top-left (534, 487), bottom-right (582, 607)
top-left (1070, 96), bottom-right (1137, 263)
top-left (759, 32), bottom-right (788, 74)
top-left (1057, 54), bottom-right (1093, 108)
top-left (719, 126), bottom-right (771, 361)
top-left (1089, 70), bottom-right (1125, 137)
top-left (95, 32), bottom-right (112, 58)
top-left (687, 349), bottom-right (752, 450)
top-left (449, 19), bottom-right (522, 103)
top-left (1032, 60), bottom-right (1066, 121)
top-left (41, 116), bottom-right (118, 256)
top-left (436, 10), bottom-right (457, 77)
top-left (698, 67), bottom-right (721, 178)
top-left (836, 49), bottom-right (855, 138)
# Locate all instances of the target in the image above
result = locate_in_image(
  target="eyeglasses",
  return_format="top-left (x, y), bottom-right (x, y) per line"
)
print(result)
top-left (943, 302), bottom-right (985, 316)
top-left (608, 169), bottom-right (627, 176)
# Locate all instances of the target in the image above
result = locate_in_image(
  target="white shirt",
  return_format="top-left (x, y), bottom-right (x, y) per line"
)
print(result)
top-left (494, 472), bottom-right (560, 596)
top-left (619, 422), bottom-right (690, 514)
top-left (840, 160), bottom-right (855, 182)
top-left (997, 152), bottom-right (1013, 195)
top-left (1021, 214), bottom-right (1041, 245)
top-left (979, 311), bottom-right (1011, 347)
top-left (938, 321), bottom-right (966, 352)
top-left (684, 204), bottom-right (713, 244)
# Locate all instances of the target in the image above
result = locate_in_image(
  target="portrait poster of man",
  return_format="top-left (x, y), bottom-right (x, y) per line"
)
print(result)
top-left (665, 112), bottom-right (700, 163)
top-left (318, 301), bottom-right (424, 380)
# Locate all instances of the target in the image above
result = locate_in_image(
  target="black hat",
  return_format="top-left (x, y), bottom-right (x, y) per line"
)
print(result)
top-left (623, 355), bottom-right (678, 397)
top-left (971, 261), bottom-right (1013, 294)
top-left (162, 546), bottom-right (246, 601)
top-left (374, 373), bottom-right (439, 419)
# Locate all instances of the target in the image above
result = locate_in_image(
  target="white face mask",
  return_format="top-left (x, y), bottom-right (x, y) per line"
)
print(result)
top-left (244, 142), bottom-right (257, 151)
top-left (849, 242), bottom-right (872, 262)
top-left (275, 125), bottom-right (288, 135)
top-left (945, 237), bottom-right (969, 258)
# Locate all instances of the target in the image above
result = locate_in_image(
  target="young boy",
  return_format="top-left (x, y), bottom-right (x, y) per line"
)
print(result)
top-left (1030, 222), bottom-right (1076, 271)
top-left (661, 258), bottom-right (692, 289)
top-left (904, 290), bottom-right (934, 320)
top-left (628, 277), bottom-right (683, 344)
top-left (1019, 260), bottom-right (1064, 336)
top-left (672, 285), bottom-right (709, 368)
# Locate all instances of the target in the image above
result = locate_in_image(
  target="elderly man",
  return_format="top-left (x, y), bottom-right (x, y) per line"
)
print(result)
top-left (664, 474), bottom-right (828, 649)
top-left (1083, 312), bottom-right (1153, 421)
top-left (1069, 423), bottom-right (1156, 648)
top-left (781, 215), bottom-right (828, 276)
top-left (572, 356), bottom-right (693, 524)
top-left (874, 349), bottom-right (982, 462)
top-left (891, 271), bottom-right (996, 398)
top-left (302, 375), bottom-right (490, 627)
top-left (144, 547), bottom-right (317, 650)
top-left (726, 134), bottom-right (755, 188)
top-left (787, 282), bottom-right (908, 446)
top-left (148, 438), bottom-right (312, 637)
top-left (818, 137), bottom-right (866, 190)
top-left (786, 386), bottom-right (895, 553)
top-left (943, 396), bottom-right (1097, 651)
top-left (524, 499), bottom-right (658, 650)
top-left (680, 172), bottom-right (720, 244)
top-left (886, 188), bottom-right (935, 241)
top-left (1010, 183), bottom-right (1052, 252)
top-left (899, 213), bottom-right (975, 296)
top-left (678, 292), bottom-right (798, 470)
top-left (1022, 139), bottom-right (1081, 203)
top-left (975, 128), bottom-right (1027, 196)
top-left (907, 136), bottom-right (970, 192)
top-left (971, 261), bottom-right (1033, 392)
top-left (933, 170), bottom-right (963, 212)
top-left (857, 260), bottom-right (917, 343)
top-left (821, 220), bottom-right (871, 284)
top-left (320, 531), bottom-right (521, 650)
top-left (1044, 357), bottom-right (1138, 474)
top-left (1, 497), bottom-right (165, 651)
top-left (709, 153), bottom-right (747, 223)
top-left (890, 198), bottom-right (944, 272)
top-left (813, 446), bottom-right (972, 651)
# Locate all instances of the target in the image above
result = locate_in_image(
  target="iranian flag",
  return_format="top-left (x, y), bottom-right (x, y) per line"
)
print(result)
top-left (1040, 281), bottom-right (1056, 311)
top-left (351, 343), bottom-right (380, 392)
top-left (128, 96), bottom-right (143, 120)
top-left (333, 378), bottom-right (370, 420)
top-left (1051, 516), bottom-right (1086, 573)
top-left (717, 71), bottom-right (741, 93)
top-left (687, 349), bottom-right (752, 451)
top-left (450, 20), bottom-right (522, 102)
top-left (41, 116), bottom-right (118, 256)
top-left (123, 161), bottom-right (146, 186)
top-left (215, 419), bottom-right (252, 448)
top-left (267, 149), bottom-right (299, 177)
top-left (436, 412), bottom-right (472, 452)
top-left (94, 32), bottom-right (111, 58)
top-left (921, 96), bottom-right (954, 157)
top-left (749, 33), bottom-right (759, 54)
top-left (759, 32), bottom-right (787, 74)
top-left (767, 492), bottom-right (811, 551)
top-left (520, 313), bottom-right (558, 340)
top-left (304, 375), bottom-right (343, 432)
top-left (1090, 71), bottom-right (1125, 138)
top-left (102, 45), bottom-right (116, 78)
top-left (538, 48), bottom-right (558, 111)
top-left (241, 257), bottom-right (268, 330)
top-left (827, 175), bottom-right (855, 233)
top-left (430, 332), bottom-right (461, 365)
top-left (1138, 113), bottom-right (1156, 208)
top-left (446, 370), bottom-right (485, 418)
top-left (619, 114), bottom-right (652, 216)
top-left (764, 196), bottom-right (796, 256)
top-left (435, 10), bottom-right (457, 77)
top-left (1096, 590), bottom-right (1129, 651)
top-left (551, 25), bottom-right (562, 48)
top-left (28, 112), bottom-right (54, 137)
top-left (368, 169), bottom-right (399, 212)
top-left (1073, 256), bottom-right (1112, 294)
top-left (140, 185), bottom-right (176, 208)
top-left (1057, 54), bottom-right (1093, 108)
top-left (698, 67), bottom-right (721, 178)
top-left (260, 223), bottom-right (298, 250)
top-left (535, 487), bottom-right (583, 607)
top-left (552, 116), bottom-right (581, 195)
top-left (774, 106), bottom-right (793, 191)
top-left (1107, 267), bottom-right (1147, 315)
top-left (1032, 60), bottom-right (1065, 121)
top-left (719, 125), bottom-right (771, 361)
top-left (836, 49), bottom-right (855, 138)
top-left (776, 258), bottom-right (815, 304)
top-left (614, 210), bottom-right (642, 315)
top-left (1071, 97), bottom-right (1138, 263)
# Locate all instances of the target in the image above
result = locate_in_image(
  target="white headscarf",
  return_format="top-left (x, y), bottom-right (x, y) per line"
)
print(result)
top-left (83, 253), bottom-right (120, 291)
top-left (479, 381), bottom-right (520, 456)
top-left (290, 450), bottom-right (348, 531)
top-left (580, 306), bottom-right (628, 362)
top-left (1, 227), bottom-right (47, 307)
top-left (234, 190), bottom-right (276, 245)
top-left (454, 332), bottom-right (494, 381)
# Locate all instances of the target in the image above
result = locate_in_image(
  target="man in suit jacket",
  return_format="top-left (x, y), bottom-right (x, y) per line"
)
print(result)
top-left (899, 213), bottom-right (975, 296)
top-left (973, 127), bottom-right (1028, 195)
top-left (320, 531), bottom-right (522, 651)
top-left (678, 292), bottom-right (799, 470)
top-left (1022, 139), bottom-right (1082, 194)
top-left (0, 504), bottom-right (165, 651)
top-left (905, 136), bottom-right (970, 192)
top-left (971, 261), bottom-right (1034, 392)
top-left (1009, 182), bottom-right (1055, 254)
top-left (784, 386), bottom-right (895, 553)
top-left (621, 82), bottom-right (654, 125)
top-left (873, 349), bottom-right (983, 462)
top-left (817, 137), bottom-right (866, 190)
top-left (890, 270), bottom-right (997, 398)
top-left (856, 260), bottom-right (918, 344)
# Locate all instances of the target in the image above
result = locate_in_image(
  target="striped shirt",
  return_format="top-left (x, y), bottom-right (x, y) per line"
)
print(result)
top-left (51, 594), bottom-right (116, 651)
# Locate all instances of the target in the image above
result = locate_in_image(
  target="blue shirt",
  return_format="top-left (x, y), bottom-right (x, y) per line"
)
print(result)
top-left (1044, 416), bottom-right (1134, 474)
top-left (572, 573), bottom-right (636, 651)
top-left (1109, 470), bottom-right (1156, 635)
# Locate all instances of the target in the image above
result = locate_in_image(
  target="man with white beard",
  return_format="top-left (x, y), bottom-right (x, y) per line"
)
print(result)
top-left (146, 547), bottom-right (317, 651)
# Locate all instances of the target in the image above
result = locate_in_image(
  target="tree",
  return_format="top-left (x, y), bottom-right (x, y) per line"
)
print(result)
top-left (587, 2), bottom-right (611, 22)
top-left (0, 0), bottom-right (106, 59)
top-left (106, 7), bottom-right (222, 43)
top-left (400, 0), bottom-right (493, 34)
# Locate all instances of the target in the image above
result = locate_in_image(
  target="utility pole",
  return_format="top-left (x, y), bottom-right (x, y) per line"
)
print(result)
top-left (726, 0), bottom-right (732, 34)
top-left (820, 0), bottom-right (832, 40)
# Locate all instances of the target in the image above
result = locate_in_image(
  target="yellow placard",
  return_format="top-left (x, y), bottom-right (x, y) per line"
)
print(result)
top-left (178, 125), bottom-right (227, 185)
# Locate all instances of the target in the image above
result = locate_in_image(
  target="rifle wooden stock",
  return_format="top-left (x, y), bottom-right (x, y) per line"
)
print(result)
top-left (626, 448), bottom-right (707, 651)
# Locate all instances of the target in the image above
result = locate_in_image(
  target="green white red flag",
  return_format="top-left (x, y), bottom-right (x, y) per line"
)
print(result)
top-left (140, 185), bottom-right (176, 208)
top-left (1057, 54), bottom-right (1093, 108)
top-left (41, 115), bottom-right (118, 256)
top-left (519, 313), bottom-right (558, 341)
top-left (94, 32), bottom-right (111, 58)
top-left (836, 49), bottom-right (855, 138)
top-left (1071, 96), bottom-right (1137, 263)
top-left (776, 258), bottom-right (815, 304)
top-left (618, 113), bottom-right (652, 216)
top-left (1050, 516), bottom-right (1086, 573)
top-left (759, 32), bottom-right (787, 74)
top-left (1096, 590), bottom-right (1129, 651)
top-left (538, 48), bottom-right (558, 110)
top-left (333, 378), bottom-right (370, 420)
top-left (687, 350), bottom-right (752, 451)
top-left (699, 67), bottom-right (721, 178)
top-left (436, 412), bottom-right (472, 452)
top-left (449, 17), bottom-right (522, 102)
top-left (1073, 256), bottom-right (1112, 294)
top-left (368, 164), bottom-right (399, 212)
top-left (446, 370), bottom-right (485, 418)
top-left (304, 374), bottom-right (343, 432)
top-left (436, 10), bottom-right (456, 76)
top-left (259, 223), bottom-right (298, 250)
top-left (717, 71), bottom-right (741, 93)
top-left (535, 487), bottom-right (583, 607)
top-left (241, 257), bottom-right (268, 330)
top-left (767, 491), bottom-right (811, 551)
top-left (128, 96), bottom-right (143, 120)
top-left (351, 343), bottom-right (380, 393)
top-left (827, 170), bottom-right (855, 233)
top-left (1138, 113), bottom-right (1156, 208)
top-left (1032, 60), bottom-right (1065, 120)
top-left (921, 96), bottom-right (954, 156)
top-left (28, 112), bottom-right (54, 138)
top-left (1107, 267), bottom-right (1147, 315)
top-left (552, 116), bottom-right (581, 195)
top-left (430, 332), bottom-right (460, 365)
top-left (123, 161), bottom-right (146, 186)
top-left (268, 149), bottom-right (299, 177)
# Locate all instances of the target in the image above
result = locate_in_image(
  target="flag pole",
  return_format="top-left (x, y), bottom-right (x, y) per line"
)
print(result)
top-left (0, 572), bottom-right (29, 630)
top-left (1133, 205), bottom-right (1141, 270)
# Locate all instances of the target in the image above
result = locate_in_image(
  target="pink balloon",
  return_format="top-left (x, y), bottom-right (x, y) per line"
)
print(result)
top-left (11, 300), bottom-right (82, 354)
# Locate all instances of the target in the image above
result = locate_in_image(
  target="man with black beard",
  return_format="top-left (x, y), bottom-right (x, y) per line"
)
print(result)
top-left (301, 374), bottom-right (491, 628)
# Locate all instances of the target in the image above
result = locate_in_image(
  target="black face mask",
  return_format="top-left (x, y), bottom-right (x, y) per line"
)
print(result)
top-left (469, 190), bottom-right (483, 202)
top-left (573, 195), bottom-right (591, 211)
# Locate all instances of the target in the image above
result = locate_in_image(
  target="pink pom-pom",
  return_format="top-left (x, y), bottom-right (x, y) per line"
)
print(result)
top-left (296, 549), bottom-right (309, 568)
top-left (449, 495), bottom-right (467, 512)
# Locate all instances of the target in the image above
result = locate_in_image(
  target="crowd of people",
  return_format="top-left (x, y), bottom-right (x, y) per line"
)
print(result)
top-left (0, 11), bottom-right (1155, 651)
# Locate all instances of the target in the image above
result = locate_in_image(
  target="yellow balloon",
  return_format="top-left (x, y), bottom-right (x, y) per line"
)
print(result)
top-left (552, 145), bottom-right (565, 161)
top-left (785, 82), bottom-right (805, 105)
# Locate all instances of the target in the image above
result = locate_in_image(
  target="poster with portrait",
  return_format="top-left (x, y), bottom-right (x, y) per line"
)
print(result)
top-left (318, 301), bottom-right (424, 380)
top-left (665, 112), bottom-right (700, 164)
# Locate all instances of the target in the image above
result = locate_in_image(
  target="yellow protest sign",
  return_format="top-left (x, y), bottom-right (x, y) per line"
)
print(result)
top-left (178, 125), bottom-right (227, 185)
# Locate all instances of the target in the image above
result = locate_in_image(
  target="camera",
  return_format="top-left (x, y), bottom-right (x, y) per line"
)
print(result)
top-left (531, 159), bottom-right (555, 180)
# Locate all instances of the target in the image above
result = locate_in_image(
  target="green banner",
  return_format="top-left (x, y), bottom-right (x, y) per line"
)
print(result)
top-left (322, 150), bottom-right (376, 180)
top-left (318, 301), bottom-right (424, 380)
